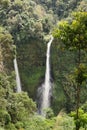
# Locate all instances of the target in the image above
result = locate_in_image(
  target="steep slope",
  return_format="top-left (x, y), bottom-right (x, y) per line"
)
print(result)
top-left (0, 0), bottom-right (87, 116)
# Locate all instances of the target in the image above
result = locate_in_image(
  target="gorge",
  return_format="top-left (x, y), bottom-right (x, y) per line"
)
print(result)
top-left (0, 0), bottom-right (87, 130)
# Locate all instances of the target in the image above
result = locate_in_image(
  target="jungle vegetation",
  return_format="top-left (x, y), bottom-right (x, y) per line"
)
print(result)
top-left (0, 0), bottom-right (87, 130)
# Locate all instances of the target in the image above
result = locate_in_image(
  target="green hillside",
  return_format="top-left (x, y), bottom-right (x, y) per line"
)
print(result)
top-left (0, 0), bottom-right (87, 130)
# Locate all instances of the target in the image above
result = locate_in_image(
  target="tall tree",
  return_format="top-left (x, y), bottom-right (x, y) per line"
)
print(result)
top-left (53, 12), bottom-right (87, 130)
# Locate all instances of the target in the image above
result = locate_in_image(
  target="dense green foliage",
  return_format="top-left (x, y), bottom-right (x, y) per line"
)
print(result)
top-left (0, 26), bottom-right (37, 129)
top-left (70, 108), bottom-right (87, 130)
top-left (53, 12), bottom-right (87, 130)
top-left (0, 0), bottom-right (87, 130)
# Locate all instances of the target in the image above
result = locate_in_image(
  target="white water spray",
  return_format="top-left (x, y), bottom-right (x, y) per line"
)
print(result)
top-left (14, 58), bottom-right (22, 92)
top-left (40, 36), bottom-right (54, 116)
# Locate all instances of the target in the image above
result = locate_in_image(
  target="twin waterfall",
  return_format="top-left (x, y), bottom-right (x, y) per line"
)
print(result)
top-left (13, 35), bottom-right (53, 116)
top-left (14, 58), bottom-right (22, 93)
top-left (38, 36), bottom-right (54, 116)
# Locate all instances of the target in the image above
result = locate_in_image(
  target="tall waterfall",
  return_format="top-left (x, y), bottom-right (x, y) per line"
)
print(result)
top-left (38, 36), bottom-right (53, 116)
top-left (14, 58), bottom-right (22, 92)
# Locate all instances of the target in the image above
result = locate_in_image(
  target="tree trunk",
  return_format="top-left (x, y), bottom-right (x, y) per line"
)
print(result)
top-left (76, 124), bottom-right (80, 130)
top-left (76, 47), bottom-right (81, 130)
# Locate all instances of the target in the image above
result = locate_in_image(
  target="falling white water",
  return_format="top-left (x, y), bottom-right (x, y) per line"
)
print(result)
top-left (40, 36), bottom-right (54, 116)
top-left (14, 58), bottom-right (22, 92)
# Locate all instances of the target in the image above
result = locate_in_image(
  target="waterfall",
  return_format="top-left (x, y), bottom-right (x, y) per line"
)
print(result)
top-left (37, 36), bottom-right (53, 116)
top-left (14, 58), bottom-right (22, 92)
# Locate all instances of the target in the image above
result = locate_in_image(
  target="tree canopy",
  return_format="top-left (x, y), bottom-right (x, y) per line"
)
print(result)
top-left (53, 12), bottom-right (87, 50)
top-left (53, 12), bottom-right (87, 130)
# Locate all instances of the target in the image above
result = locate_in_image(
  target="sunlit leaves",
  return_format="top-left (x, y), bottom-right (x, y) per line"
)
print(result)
top-left (70, 108), bottom-right (87, 129)
top-left (74, 64), bottom-right (87, 84)
top-left (53, 112), bottom-right (75, 130)
top-left (0, 0), bottom-right (10, 7)
top-left (53, 12), bottom-right (87, 50)
top-left (7, 92), bottom-right (36, 123)
top-left (0, 110), bottom-right (11, 126)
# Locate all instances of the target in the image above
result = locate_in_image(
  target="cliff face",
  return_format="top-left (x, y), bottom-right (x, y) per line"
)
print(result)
top-left (17, 39), bottom-right (46, 99)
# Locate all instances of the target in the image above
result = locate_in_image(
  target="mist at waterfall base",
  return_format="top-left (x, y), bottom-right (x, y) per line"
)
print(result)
top-left (37, 36), bottom-right (54, 117)
top-left (14, 58), bottom-right (22, 93)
